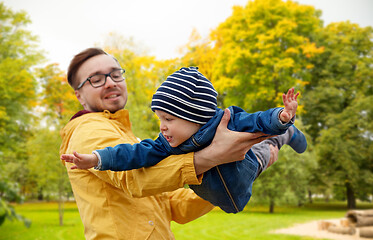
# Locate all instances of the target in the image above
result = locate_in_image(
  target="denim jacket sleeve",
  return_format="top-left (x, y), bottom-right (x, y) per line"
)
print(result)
top-left (96, 134), bottom-right (173, 171)
top-left (228, 106), bottom-right (294, 135)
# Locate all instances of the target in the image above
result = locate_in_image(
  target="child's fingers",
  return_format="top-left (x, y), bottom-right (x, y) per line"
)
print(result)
top-left (282, 93), bottom-right (287, 103)
top-left (64, 158), bottom-right (74, 163)
top-left (73, 151), bottom-right (86, 161)
top-left (289, 87), bottom-right (295, 99)
top-left (294, 92), bottom-right (300, 100)
top-left (61, 154), bottom-right (75, 161)
top-left (73, 151), bottom-right (80, 158)
top-left (284, 88), bottom-right (292, 100)
top-left (288, 87), bottom-right (292, 95)
top-left (287, 88), bottom-right (299, 101)
top-left (71, 165), bottom-right (78, 170)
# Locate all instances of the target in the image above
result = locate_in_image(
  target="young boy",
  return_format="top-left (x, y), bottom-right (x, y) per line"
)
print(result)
top-left (62, 67), bottom-right (307, 213)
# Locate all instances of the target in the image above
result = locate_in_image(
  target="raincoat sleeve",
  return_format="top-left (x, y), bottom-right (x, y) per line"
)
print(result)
top-left (63, 117), bottom-right (202, 197)
top-left (168, 188), bottom-right (214, 224)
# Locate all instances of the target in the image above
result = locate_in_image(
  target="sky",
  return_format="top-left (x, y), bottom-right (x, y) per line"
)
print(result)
top-left (3, 0), bottom-right (373, 71)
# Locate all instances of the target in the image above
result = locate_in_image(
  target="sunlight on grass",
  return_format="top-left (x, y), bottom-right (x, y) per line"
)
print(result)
top-left (0, 202), bottom-right (84, 240)
top-left (171, 205), bottom-right (346, 240)
top-left (1, 201), bottom-right (372, 240)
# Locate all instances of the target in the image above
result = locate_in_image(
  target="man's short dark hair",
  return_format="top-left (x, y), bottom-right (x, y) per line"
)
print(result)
top-left (67, 48), bottom-right (108, 89)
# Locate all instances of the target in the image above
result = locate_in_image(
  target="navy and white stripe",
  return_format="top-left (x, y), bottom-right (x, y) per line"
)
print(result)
top-left (151, 67), bottom-right (218, 124)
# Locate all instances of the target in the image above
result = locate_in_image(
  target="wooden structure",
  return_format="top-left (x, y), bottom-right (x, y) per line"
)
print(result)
top-left (318, 209), bottom-right (373, 238)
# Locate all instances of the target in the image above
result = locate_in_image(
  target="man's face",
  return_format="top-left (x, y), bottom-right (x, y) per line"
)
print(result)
top-left (75, 54), bottom-right (128, 112)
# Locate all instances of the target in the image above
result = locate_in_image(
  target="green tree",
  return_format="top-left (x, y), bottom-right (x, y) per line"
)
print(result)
top-left (0, 2), bottom-right (43, 226)
top-left (210, 0), bottom-right (323, 111)
top-left (33, 63), bottom-right (81, 225)
top-left (26, 128), bottom-right (71, 226)
top-left (0, 3), bottom-right (43, 151)
top-left (38, 63), bottom-right (82, 125)
top-left (303, 21), bottom-right (373, 208)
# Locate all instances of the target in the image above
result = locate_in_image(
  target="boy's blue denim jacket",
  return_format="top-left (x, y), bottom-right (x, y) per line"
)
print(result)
top-left (96, 106), bottom-right (293, 213)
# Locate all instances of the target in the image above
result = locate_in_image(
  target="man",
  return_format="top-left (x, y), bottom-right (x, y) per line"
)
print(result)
top-left (60, 48), bottom-right (274, 239)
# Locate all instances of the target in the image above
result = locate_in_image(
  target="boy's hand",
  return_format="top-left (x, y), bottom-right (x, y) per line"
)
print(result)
top-left (280, 87), bottom-right (300, 123)
top-left (61, 151), bottom-right (99, 170)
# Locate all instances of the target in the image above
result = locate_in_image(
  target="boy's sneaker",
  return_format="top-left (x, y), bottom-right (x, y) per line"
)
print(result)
top-left (288, 125), bottom-right (307, 153)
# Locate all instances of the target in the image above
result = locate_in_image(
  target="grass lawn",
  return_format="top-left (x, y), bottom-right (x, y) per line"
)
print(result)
top-left (1, 201), bottom-right (372, 240)
top-left (0, 202), bottom-right (84, 240)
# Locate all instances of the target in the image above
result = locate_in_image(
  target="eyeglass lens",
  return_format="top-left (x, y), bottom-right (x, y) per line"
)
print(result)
top-left (90, 69), bottom-right (125, 87)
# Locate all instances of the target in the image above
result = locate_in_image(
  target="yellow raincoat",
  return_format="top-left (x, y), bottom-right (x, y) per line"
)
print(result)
top-left (60, 109), bottom-right (214, 239)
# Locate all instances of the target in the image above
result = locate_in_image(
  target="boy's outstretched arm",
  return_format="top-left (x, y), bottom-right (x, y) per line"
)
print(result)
top-left (279, 87), bottom-right (300, 123)
top-left (61, 151), bottom-right (98, 170)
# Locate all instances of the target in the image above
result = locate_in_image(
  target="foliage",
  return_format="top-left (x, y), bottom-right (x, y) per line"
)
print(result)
top-left (302, 21), bottom-right (373, 208)
top-left (25, 128), bottom-right (71, 201)
top-left (0, 2), bottom-right (44, 227)
top-left (0, 180), bottom-right (30, 227)
top-left (34, 63), bottom-right (80, 225)
top-left (38, 63), bottom-right (82, 127)
top-left (11, 63), bottom-right (81, 201)
top-left (303, 21), bottom-right (373, 140)
top-left (0, 3), bottom-right (44, 152)
top-left (210, 0), bottom-right (324, 112)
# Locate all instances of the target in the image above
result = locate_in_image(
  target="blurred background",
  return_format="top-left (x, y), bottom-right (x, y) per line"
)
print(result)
top-left (0, 0), bottom-right (372, 239)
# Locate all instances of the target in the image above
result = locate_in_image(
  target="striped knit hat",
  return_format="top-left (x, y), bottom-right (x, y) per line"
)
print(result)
top-left (151, 67), bottom-right (218, 124)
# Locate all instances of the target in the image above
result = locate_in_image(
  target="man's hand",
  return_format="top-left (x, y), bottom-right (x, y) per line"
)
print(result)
top-left (194, 108), bottom-right (272, 175)
top-left (280, 87), bottom-right (299, 123)
top-left (61, 151), bottom-right (99, 170)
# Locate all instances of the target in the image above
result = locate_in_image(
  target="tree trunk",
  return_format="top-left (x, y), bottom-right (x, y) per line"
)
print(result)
top-left (37, 187), bottom-right (43, 201)
top-left (308, 190), bottom-right (313, 203)
top-left (269, 199), bottom-right (275, 213)
top-left (58, 198), bottom-right (64, 226)
top-left (346, 181), bottom-right (356, 209)
top-left (58, 167), bottom-right (65, 226)
top-left (325, 193), bottom-right (330, 203)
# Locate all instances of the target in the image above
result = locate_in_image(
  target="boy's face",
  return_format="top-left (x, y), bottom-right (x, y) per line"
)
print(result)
top-left (155, 110), bottom-right (201, 147)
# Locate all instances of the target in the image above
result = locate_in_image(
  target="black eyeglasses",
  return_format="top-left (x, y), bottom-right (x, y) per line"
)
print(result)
top-left (76, 69), bottom-right (126, 90)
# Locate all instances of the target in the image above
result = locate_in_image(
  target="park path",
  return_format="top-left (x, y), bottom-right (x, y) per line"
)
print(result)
top-left (273, 219), bottom-right (364, 240)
